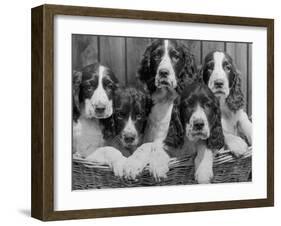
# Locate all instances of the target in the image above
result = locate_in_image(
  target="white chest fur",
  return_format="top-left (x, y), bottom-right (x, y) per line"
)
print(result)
top-left (220, 101), bottom-right (239, 135)
top-left (73, 116), bottom-right (104, 158)
top-left (144, 101), bottom-right (174, 143)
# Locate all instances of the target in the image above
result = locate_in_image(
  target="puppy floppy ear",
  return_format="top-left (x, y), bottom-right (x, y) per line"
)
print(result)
top-left (225, 69), bottom-right (244, 112)
top-left (145, 93), bottom-right (153, 116)
top-left (207, 97), bottom-right (225, 150)
top-left (198, 63), bottom-right (209, 84)
top-left (106, 67), bottom-right (119, 90)
top-left (73, 70), bottom-right (82, 122)
top-left (164, 100), bottom-right (185, 148)
top-left (177, 44), bottom-right (199, 93)
top-left (139, 93), bottom-right (153, 134)
top-left (199, 51), bottom-right (215, 85)
top-left (138, 47), bottom-right (150, 80)
top-left (137, 42), bottom-right (157, 93)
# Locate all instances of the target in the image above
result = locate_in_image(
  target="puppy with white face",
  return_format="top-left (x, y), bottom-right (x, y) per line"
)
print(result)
top-left (75, 63), bottom-right (118, 120)
top-left (201, 51), bottom-right (252, 156)
top-left (154, 40), bottom-right (178, 89)
top-left (139, 39), bottom-right (198, 97)
top-left (73, 63), bottom-right (118, 158)
top-left (202, 51), bottom-right (235, 102)
top-left (185, 104), bottom-right (210, 142)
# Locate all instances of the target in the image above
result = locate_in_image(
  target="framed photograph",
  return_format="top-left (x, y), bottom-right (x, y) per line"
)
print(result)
top-left (31, 4), bottom-right (274, 221)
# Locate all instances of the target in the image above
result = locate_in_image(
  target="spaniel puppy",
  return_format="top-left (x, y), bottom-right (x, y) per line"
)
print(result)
top-left (201, 51), bottom-right (252, 156)
top-left (101, 87), bottom-right (152, 157)
top-left (123, 39), bottom-right (198, 179)
top-left (164, 82), bottom-right (225, 183)
top-left (138, 39), bottom-right (198, 142)
top-left (72, 63), bottom-right (118, 158)
top-left (85, 87), bottom-right (152, 177)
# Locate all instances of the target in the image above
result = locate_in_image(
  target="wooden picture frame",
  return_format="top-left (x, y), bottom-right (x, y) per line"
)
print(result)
top-left (31, 4), bottom-right (274, 221)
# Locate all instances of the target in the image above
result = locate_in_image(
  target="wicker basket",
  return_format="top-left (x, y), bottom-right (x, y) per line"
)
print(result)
top-left (72, 147), bottom-right (252, 190)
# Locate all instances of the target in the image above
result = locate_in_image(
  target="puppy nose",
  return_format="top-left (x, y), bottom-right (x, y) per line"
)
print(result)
top-left (159, 69), bottom-right (169, 78)
top-left (95, 106), bottom-right (106, 114)
top-left (214, 79), bottom-right (224, 88)
top-left (193, 120), bottom-right (205, 131)
top-left (123, 134), bottom-right (136, 144)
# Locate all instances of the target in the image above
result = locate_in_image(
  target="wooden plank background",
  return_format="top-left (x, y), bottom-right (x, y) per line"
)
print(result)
top-left (72, 35), bottom-right (252, 115)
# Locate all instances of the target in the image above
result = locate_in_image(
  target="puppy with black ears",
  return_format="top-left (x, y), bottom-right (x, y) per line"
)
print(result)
top-left (72, 63), bottom-right (118, 158)
top-left (85, 87), bottom-right (152, 177)
top-left (123, 39), bottom-right (199, 179)
top-left (138, 39), bottom-right (198, 143)
top-left (164, 82), bottom-right (225, 183)
top-left (201, 51), bottom-right (252, 156)
top-left (101, 87), bottom-right (152, 157)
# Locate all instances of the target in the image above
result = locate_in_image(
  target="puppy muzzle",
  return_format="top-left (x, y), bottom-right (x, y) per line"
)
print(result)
top-left (155, 66), bottom-right (177, 89)
top-left (121, 132), bottom-right (139, 148)
top-left (85, 99), bottom-right (113, 119)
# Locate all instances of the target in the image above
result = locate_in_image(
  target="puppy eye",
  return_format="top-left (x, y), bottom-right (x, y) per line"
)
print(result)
top-left (84, 86), bottom-right (92, 93)
top-left (153, 50), bottom-right (162, 60)
top-left (207, 62), bottom-right (214, 68)
top-left (225, 65), bottom-right (231, 72)
top-left (172, 54), bottom-right (179, 61)
top-left (116, 112), bottom-right (126, 119)
top-left (186, 99), bottom-right (195, 107)
top-left (135, 114), bottom-right (143, 120)
top-left (154, 53), bottom-right (161, 60)
top-left (223, 62), bottom-right (231, 71)
top-left (205, 102), bottom-right (212, 108)
top-left (106, 84), bottom-right (113, 91)
top-left (207, 68), bottom-right (213, 73)
top-left (206, 64), bottom-right (213, 73)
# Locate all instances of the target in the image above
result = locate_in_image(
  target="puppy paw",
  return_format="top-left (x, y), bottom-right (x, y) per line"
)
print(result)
top-left (110, 157), bottom-right (126, 177)
top-left (86, 147), bottom-right (126, 177)
top-left (123, 157), bottom-right (145, 180)
top-left (73, 152), bottom-right (84, 160)
top-left (148, 143), bottom-right (170, 181)
top-left (195, 147), bottom-right (214, 184)
top-left (225, 134), bottom-right (248, 157)
top-left (123, 143), bottom-right (153, 180)
top-left (195, 167), bottom-right (213, 184)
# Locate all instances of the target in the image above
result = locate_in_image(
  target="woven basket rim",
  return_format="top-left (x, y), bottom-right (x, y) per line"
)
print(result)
top-left (73, 147), bottom-right (252, 170)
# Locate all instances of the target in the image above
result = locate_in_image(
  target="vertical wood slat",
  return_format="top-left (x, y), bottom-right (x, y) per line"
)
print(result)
top-left (99, 36), bottom-right (126, 85)
top-left (202, 41), bottom-right (225, 62)
top-left (81, 36), bottom-right (98, 68)
top-left (247, 44), bottom-right (252, 116)
top-left (72, 35), bottom-right (98, 70)
top-left (226, 43), bottom-right (248, 111)
top-left (126, 38), bottom-right (151, 85)
top-left (179, 40), bottom-right (201, 67)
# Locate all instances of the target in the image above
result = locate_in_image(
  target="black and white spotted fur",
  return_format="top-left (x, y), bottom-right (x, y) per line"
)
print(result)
top-left (201, 51), bottom-right (252, 156)
top-left (123, 39), bottom-right (199, 180)
top-left (72, 63), bottom-right (118, 158)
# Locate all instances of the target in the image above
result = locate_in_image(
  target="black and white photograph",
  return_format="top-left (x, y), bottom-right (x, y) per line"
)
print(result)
top-left (29, 3), bottom-right (274, 221)
top-left (72, 35), bottom-right (252, 189)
